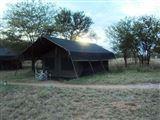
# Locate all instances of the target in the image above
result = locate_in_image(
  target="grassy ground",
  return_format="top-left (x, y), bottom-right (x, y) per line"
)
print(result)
top-left (64, 69), bottom-right (160, 85)
top-left (0, 69), bottom-right (35, 83)
top-left (63, 59), bottom-right (160, 85)
top-left (1, 67), bottom-right (160, 85)
top-left (0, 84), bottom-right (160, 120)
top-left (0, 59), bottom-right (160, 84)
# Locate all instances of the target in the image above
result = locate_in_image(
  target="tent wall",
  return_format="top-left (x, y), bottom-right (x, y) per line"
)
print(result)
top-left (41, 46), bottom-right (109, 78)
top-left (102, 61), bottom-right (109, 71)
top-left (42, 46), bottom-right (83, 78)
top-left (0, 60), bottom-right (22, 70)
top-left (77, 61), bottom-right (109, 76)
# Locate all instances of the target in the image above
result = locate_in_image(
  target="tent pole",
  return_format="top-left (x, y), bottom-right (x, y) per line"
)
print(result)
top-left (89, 61), bottom-right (94, 73)
top-left (71, 58), bottom-right (78, 79)
top-left (101, 61), bottom-right (106, 71)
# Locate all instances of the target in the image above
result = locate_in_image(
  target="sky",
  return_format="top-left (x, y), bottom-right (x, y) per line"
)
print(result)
top-left (0, 0), bottom-right (160, 50)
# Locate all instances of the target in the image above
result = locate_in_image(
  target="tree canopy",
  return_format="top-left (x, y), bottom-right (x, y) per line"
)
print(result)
top-left (3, 0), bottom-right (56, 43)
top-left (106, 16), bottom-right (160, 66)
top-left (54, 8), bottom-right (93, 40)
top-left (1, 1), bottom-right (93, 42)
top-left (106, 17), bottom-right (136, 67)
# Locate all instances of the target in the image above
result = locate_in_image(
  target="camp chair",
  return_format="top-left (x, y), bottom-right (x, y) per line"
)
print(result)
top-left (35, 70), bottom-right (48, 80)
top-left (35, 61), bottom-right (48, 80)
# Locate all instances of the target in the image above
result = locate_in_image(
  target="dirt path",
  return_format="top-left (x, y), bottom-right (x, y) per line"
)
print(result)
top-left (9, 82), bottom-right (160, 90)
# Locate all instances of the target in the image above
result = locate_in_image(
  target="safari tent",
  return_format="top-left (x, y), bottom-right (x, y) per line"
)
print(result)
top-left (21, 36), bottom-right (115, 78)
top-left (0, 47), bottom-right (22, 70)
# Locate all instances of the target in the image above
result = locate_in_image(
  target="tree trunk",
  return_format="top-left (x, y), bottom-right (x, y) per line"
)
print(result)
top-left (147, 58), bottom-right (150, 65)
top-left (133, 53), bottom-right (137, 64)
top-left (141, 56), bottom-right (144, 65)
top-left (31, 58), bottom-right (35, 72)
top-left (137, 55), bottom-right (142, 66)
top-left (147, 54), bottom-right (150, 65)
top-left (124, 54), bottom-right (127, 67)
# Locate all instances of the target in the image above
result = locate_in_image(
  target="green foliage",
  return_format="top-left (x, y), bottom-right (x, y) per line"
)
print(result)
top-left (107, 17), bottom-right (134, 53)
top-left (153, 38), bottom-right (160, 53)
top-left (106, 16), bottom-right (160, 66)
top-left (154, 46), bottom-right (160, 53)
top-left (0, 39), bottom-right (30, 52)
top-left (107, 17), bottom-right (136, 67)
top-left (1, 0), bottom-right (93, 44)
top-left (133, 16), bottom-right (160, 56)
top-left (54, 8), bottom-right (93, 40)
top-left (3, 0), bottom-right (56, 43)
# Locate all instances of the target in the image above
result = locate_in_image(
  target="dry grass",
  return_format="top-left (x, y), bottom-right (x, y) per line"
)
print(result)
top-left (0, 59), bottom-right (159, 120)
top-left (64, 69), bottom-right (160, 85)
top-left (0, 84), bottom-right (160, 120)
top-left (0, 69), bottom-right (35, 83)
top-left (64, 58), bottom-right (160, 85)
top-left (0, 58), bottom-right (160, 85)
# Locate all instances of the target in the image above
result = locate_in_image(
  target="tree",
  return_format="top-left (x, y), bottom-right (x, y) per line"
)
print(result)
top-left (133, 16), bottom-right (160, 64)
top-left (106, 17), bottom-right (136, 67)
top-left (154, 36), bottom-right (160, 54)
top-left (4, 0), bottom-right (56, 42)
top-left (54, 8), bottom-right (93, 40)
top-left (106, 16), bottom-right (160, 66)
top-left (0, 38), bottom-right (30, 53)
top-left (0, 29), bottom-right (29, 52)
top-left (3, 0), bottom-right (56, 70)
top-left (1, 29), bottom-right (22, 42)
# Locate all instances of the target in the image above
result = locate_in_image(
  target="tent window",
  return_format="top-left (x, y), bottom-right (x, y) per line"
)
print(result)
top-left (61, 57), bottom-right (73, 70)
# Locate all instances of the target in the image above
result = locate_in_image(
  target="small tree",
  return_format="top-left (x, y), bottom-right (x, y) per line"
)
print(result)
top-left (106, 17), bottom-right (135, 67)
top-left (4, 0), bottom-right (56, 42)
top-left (54, 8), bottom-right (93, 40)
top-left (133, 16), bottom-right (160, 65)
top-left (107, 16), bottom-right (160, 66)
top-left (3, 0), bottom-right (56, 71)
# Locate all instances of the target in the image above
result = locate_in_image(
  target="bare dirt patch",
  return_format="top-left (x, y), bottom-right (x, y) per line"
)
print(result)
top-left (112, 101), bottom-right (141, 111)
top-left (9, 82), bottom-right (160, 90)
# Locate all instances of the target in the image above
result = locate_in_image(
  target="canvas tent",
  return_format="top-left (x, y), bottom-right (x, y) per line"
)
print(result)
top-left (0, 47), bottom-right (22, 70)
top-left (21, 36), bottom-right (115, 78)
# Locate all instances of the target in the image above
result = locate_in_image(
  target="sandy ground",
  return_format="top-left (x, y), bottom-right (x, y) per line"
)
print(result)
top-left (8, 81), bottom-right (160, 90)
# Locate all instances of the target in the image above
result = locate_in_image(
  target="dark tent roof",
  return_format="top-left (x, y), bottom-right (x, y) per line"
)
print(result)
top-left (0, 47), bottom-right (18, 60)
top-left (47, 36), bottom-right (109, 53)
top-left (22, 36), bottom-right (115, 61)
